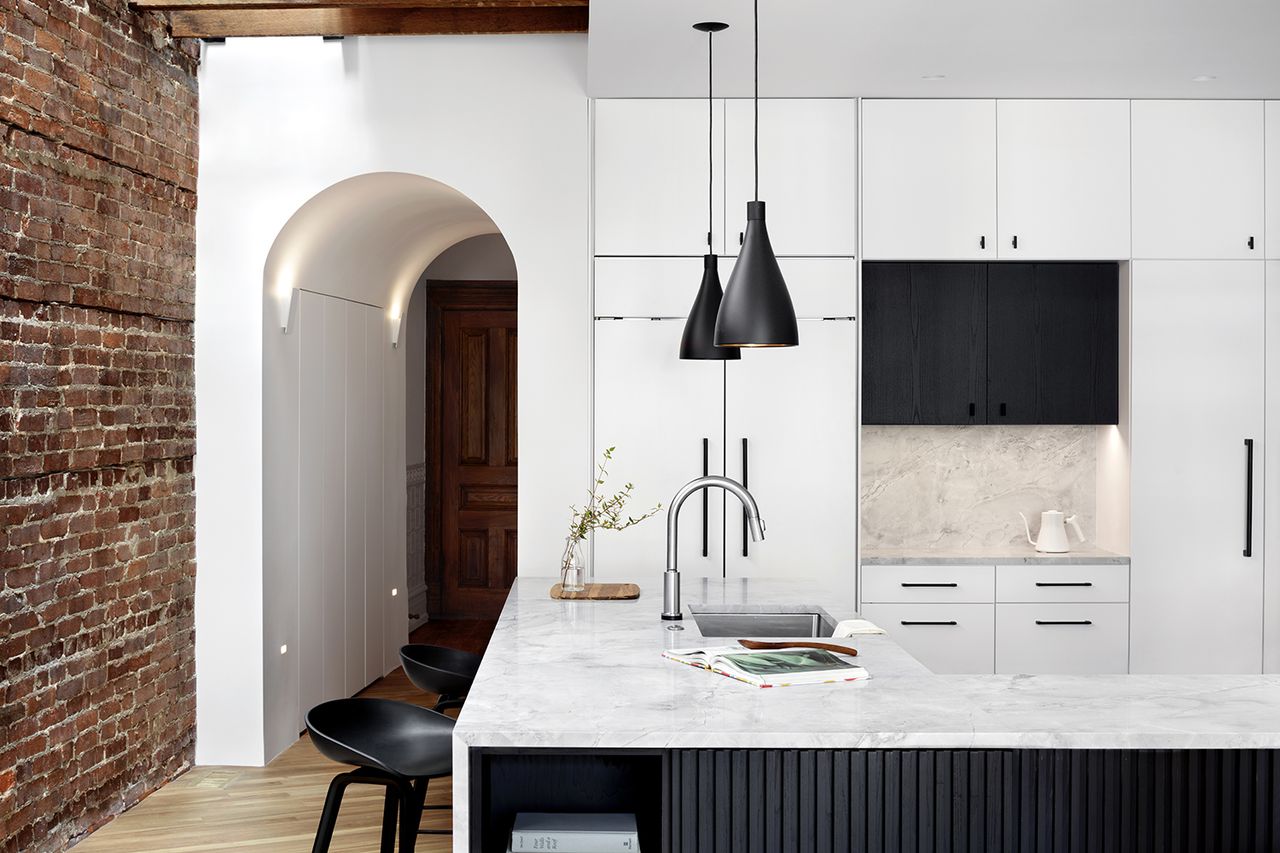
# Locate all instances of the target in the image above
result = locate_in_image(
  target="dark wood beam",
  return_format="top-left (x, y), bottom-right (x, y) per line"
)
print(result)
top-left (138, 0), bottom-right (586, 10)
top-left (165, 5), bottom-right (588, 36)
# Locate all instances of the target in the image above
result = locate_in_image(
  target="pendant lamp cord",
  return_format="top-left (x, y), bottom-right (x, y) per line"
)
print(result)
top-left (708, 29), bottom-right (714, 240)
top-left (753, 0), bottom-right (759, 202)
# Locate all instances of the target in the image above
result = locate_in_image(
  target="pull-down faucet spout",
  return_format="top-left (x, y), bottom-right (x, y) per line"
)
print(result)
top-left (662, 475), bottom-right (765, 620)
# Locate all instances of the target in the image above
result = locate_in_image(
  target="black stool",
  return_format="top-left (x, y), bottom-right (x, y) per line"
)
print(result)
top-left (399, 644), bottom-right (482, 713)
top-left (306, 698), bottom-right (453, 853)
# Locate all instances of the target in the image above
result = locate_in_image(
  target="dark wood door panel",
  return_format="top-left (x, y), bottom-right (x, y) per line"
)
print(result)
top-left (428, 282), bottom-right (517, 620)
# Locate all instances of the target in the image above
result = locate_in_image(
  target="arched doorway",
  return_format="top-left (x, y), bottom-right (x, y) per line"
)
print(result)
top-left (260, 172), bottom-right (516, 758)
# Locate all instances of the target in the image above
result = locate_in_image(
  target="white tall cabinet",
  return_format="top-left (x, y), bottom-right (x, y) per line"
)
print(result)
top-left (1130, 261), bottom-right (1265, 673)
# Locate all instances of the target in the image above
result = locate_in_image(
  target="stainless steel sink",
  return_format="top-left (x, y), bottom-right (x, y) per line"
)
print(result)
top-left (689, 608), bottom-right (835, 638)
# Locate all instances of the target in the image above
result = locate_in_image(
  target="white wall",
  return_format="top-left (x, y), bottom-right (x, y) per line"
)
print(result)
top-left (197, 35), bottom-right (589, 764)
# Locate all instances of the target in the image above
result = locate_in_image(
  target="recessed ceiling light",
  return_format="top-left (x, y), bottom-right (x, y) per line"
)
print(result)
top-left (1192, 75), bottom-right (1217, 82)
top-left (921, 74), bottom-right (947, 80)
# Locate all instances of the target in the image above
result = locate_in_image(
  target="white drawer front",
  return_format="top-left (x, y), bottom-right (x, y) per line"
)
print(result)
top-left (996, 603), bottom-right (1129, 674)
top-left (861, 564), bottom-right (995, 604)
top-left (996, 564), bottom-right (1130, 603)
top-left (860, 603), bottom-right (994, 674)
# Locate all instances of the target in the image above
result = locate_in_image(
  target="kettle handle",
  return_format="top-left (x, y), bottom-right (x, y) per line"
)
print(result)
top-left (1065, 514), bottom-right (1086, 543)
top-left (1018, 511), bottom-right (1036, 546)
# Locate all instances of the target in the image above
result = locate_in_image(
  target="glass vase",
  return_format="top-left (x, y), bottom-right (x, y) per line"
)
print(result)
top-left (560, 537), bottom-right (588, 592)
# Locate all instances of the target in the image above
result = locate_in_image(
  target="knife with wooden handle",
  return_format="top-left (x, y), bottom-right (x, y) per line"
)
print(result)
top-left (737, 639), bottom-right (858, 657)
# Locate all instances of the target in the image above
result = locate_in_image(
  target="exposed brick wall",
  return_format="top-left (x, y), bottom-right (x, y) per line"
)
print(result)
top-left (0, 1), bottom-right (199, 850)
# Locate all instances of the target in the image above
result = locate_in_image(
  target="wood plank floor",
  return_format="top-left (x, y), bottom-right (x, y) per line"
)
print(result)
top-left (74, 621), bottom-right (496, 853)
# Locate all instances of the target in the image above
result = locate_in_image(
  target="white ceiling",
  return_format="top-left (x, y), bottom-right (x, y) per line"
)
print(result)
top-left (588, 0), bottom-right (1280, 99)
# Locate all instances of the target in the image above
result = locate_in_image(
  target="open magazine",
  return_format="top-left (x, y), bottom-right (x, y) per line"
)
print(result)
top-left (663, 645), bottom-right (869, 688)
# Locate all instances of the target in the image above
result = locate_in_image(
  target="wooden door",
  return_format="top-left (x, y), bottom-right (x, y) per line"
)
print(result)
top-left (861, 263), bottom-right (987, 425)
top-left (1130, 261), bottom-right (1264, 673)
top-left (986, 262), bottom-right (1119, 425)
top-left (996, 99), bottom-right (1131, 260)
top-left (428, 283), bottom-right (517, 620)
top-left (723, 98), bottom-right (857, 256)
top-left (1131, 100), bottom-right (1264, 259)
top-left (861, 99), bottom-right (997, 261)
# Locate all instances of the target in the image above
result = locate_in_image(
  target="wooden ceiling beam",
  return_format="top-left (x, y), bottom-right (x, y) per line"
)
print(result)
top-left (165, 5), bottom-right (588, 36)
top-left (138, 0), bottom-right (585, 10)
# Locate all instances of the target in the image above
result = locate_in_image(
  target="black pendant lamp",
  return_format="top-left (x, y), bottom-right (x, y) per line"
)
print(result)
top-left (713, 0), bottom-right (798, 348)
top-left (680, 22), bottom-right (739, 361)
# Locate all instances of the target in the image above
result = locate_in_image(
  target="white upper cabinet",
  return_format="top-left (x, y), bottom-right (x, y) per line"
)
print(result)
top-left (1132, 100), bottom-right (1265, 259)
top-left (996, 100), bottom-right (1131, 260)
top-left (862, 99), bottom-right (997, 260)
top-left (724, 320), bottom-right (858, 582)
top-left (594, 99), bottom-right (722, 256)
top-left (1267, 103), bottom-right (1280, 259)
top-left (723, 99), bottom-right (858, 257)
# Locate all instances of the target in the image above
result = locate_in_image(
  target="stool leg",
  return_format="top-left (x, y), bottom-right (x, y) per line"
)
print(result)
top-left (398, 778), bottom-right (423, 853)
top-left (417, 777), bottom-right (452, 835)
top-left (311, 773), bottom-right (354, 853)
top-left (379, 784), bottom-right (398, 853)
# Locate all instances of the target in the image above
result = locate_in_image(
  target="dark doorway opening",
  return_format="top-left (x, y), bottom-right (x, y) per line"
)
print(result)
top-left (424, 281), bottom-right (517, 621)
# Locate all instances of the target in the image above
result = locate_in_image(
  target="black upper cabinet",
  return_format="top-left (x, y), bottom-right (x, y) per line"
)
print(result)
top-left (862, 263), bottom-right (986, 425)
top-left (987, 263), bottom-right (1119, 425)
top-left (862, 262), bottom-right (1119, 426)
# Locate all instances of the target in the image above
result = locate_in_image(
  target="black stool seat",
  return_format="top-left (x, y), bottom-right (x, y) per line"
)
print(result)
top-left (305, 698), bottom-right (455, 853)
top-left (307, 697), bottom-right (453, 778)
top-left (400, 644), bottom-right (482, 712)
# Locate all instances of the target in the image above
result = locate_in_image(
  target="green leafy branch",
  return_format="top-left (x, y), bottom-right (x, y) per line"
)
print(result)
top-left (564, 447), bottom-right (663, 551)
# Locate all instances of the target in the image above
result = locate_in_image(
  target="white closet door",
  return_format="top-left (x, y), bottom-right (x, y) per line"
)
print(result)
top-left (1267, 261), bottom-right (1280, 672)
top-left (1131, 100), bottom-right (1264, 259)
top-left (362, 306), bottom-right (386, 684)
top-left (724, 320), bottom-right (858, 583)
top-left (344, 303), bottom-right (368, 695)
top-left (1267, 103), bottom-right (1280, 259)
top-left (594, 99), bottom-right (722, 256)
top-left (1130, 261), bottom-right (1264, 673)
top-left (723, 98), bottom-right (857, 256)
top-left (861, 99), bottom-right (997, 260)
top-left (593, 320), bottom-right (724, 580)
top-left (297, 291), bottom-right (325, 721)
top-left (320, 297), bottom-right (348, 700)
top-left (996, 99), bottom-right (1131, 260)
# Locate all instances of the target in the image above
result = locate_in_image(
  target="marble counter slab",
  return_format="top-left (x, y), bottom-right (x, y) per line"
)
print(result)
top-left (451, 576), bottom-right (1277, 847)
top-left (861, 547), bottom-right (1130, 565)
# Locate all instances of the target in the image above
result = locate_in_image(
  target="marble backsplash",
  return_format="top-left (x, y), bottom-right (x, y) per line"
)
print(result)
top-left (861, 426), bottom-right (1097, 551)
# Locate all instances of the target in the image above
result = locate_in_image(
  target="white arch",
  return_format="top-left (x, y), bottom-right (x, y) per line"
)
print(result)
top-left (263, 172), bottom-right (501, 338)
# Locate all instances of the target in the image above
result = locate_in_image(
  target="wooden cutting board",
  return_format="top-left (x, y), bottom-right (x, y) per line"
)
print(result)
top-left (549, 582), bottom-right (641, 601)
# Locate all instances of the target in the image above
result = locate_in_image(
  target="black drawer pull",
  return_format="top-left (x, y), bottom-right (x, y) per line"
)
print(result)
top-left (1035, 582), bottom-right (1093, 587)
top-left (979, 235), bottom-right (985, 249)
top-left (901, 582), bottom-right (958, 588)
top-left (1249, 236), bottom-right (1256, 250)
top-left (901, 620), bottom-right (958, 626)
top-left (1035, 620), bottom-right (1093, 626)
top-left (1012, 235), bottom-right (1019, 249)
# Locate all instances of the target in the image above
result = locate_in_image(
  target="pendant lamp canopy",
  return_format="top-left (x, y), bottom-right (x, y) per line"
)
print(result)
top-left (713, 0), bottom-right (799, 349)
top-left (679, 21), bottom-right (739, 361)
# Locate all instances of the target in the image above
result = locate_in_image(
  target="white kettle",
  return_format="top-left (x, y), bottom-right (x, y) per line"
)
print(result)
top-left (1019, 510), bottom-right (1085, 553)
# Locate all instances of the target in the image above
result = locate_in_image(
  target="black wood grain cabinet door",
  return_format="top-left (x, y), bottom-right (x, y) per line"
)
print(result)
top-left (862, 262), bottom-right (987, 425)
top-left (986, 262), bottom-right (1120, 425)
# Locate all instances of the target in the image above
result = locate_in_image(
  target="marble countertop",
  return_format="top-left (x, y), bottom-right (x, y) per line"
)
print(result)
top-left (454, 576), bottom-right (1276, 752)
top-left (861, 547), bottom-right (1130, 565)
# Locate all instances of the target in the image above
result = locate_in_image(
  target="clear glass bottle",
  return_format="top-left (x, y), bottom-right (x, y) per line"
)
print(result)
top-left (560, 536), bottom-right (587, 592)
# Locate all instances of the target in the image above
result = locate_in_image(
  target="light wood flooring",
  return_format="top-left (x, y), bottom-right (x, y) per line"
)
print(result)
top-left (73, 620), bottom-right (496, 853)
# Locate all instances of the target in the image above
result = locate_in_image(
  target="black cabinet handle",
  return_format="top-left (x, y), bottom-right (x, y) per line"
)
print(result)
top-left (901, 582), bottom-right (958, 588)
top-left (999, 402), bottom-right (1007, 417)
top-left (739, 232), bottom-right (744, 246)
top-left (707, 230), bottom-right (713, 249)
top-left (1035, 582), bottom-right (1093, 587)
top-left (1035, 620), bottom-right (1093, 626)
top-left (1012, 235), bottom-right (1019, 249)
top-left (1245, 438), bottom-right (1254, 557)
top-left (968, 402), bottom-right (976, 417)
top-left (901, 620), bottom-right (958, 626)
top-left (1249, 236), bottom-right (1255, 250)
top-left (979, 235), bottom-right (985, 249)
top-left (741, 438), bottom-right (749, 557)
top-left (701, 438), bottom-right (709, 558)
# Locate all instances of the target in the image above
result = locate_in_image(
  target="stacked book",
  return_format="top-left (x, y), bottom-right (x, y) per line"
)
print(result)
top-left (509, 813), bottom-right (638, 852)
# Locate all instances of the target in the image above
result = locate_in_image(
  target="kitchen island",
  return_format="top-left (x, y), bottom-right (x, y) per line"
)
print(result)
top-left (453, 577), bottom-right (1280, 851)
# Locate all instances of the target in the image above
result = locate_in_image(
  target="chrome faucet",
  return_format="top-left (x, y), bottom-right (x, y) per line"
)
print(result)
top-left (662, 475), bottom-right (765, 620)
